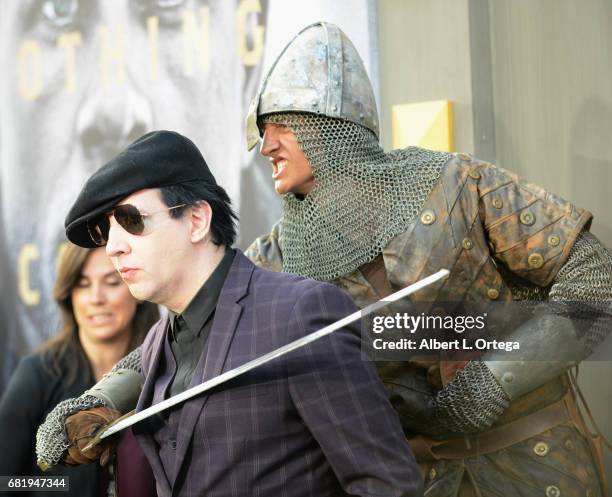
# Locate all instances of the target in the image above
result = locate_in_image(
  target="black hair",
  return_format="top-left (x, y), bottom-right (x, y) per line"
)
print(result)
top-left (159, 182), bottom-right (238, 248)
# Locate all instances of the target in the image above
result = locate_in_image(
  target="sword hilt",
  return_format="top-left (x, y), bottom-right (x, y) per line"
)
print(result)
top-left (81, 409), bottom-right (136, 452)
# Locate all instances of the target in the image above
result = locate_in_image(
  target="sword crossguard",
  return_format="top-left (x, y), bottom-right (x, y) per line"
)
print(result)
top-left (81, 409), bottom-right (136, 452)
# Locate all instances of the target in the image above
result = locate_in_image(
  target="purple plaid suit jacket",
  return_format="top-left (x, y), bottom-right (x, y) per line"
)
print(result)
top-left (135, 251), bottom-right (422, 497)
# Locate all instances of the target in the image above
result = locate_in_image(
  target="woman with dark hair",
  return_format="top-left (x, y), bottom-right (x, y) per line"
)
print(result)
top-left (0, 244), bottom-right (159, 496)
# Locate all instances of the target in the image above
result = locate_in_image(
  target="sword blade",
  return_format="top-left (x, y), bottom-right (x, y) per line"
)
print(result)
top-left (86, 269), bottom-right (449, 447)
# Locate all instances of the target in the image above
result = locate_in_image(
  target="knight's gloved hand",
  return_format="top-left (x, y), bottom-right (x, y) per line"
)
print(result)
top-left (378, 361), bottom-right (450, 437)
top-left (64, 407), bottom-right (122, 466)
top-left (430, 360), bottom-right (510, 434)
top-left (36, 395), bottom-right (106, 471)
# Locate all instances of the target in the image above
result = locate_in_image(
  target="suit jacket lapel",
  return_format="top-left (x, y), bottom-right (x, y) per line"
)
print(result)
top-left (137, 317), bottom-right (169, 411)
top-left (134, 317), bottom-right (172, 497)
top-left (172, 251), bottom-right (254, 487)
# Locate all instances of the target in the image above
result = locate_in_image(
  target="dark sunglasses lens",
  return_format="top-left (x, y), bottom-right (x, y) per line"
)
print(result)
top-left (87, 216), bottom-right (110, 246)
top-left (114, 204), bottom-right (145, 235)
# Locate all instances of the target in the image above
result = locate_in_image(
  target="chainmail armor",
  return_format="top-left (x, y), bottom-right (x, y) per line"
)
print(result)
top-left (434, 231), bottom-right (612, 434)
top-left (36, 347), bottom-right (142, 468)
top-left (431, 361), bottom-right (510, 434)
top-left (548, 231), bottom-right (612, 354)
top-left (499, 264), bottom-right (551, 303)
top-left (110, 345), bottom-right (142, 373)
top-left (35, 395), bottom-right (106, 468)
top-left (261, 113), bottom-right (450, 281)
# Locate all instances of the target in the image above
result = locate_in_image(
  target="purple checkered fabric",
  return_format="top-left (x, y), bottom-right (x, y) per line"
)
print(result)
top-left (135, 251), bottom-right (422, 497)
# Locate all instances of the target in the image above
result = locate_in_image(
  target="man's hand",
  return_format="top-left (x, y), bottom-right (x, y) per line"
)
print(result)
top-left (64, 407), bottom-right (122, 466)
top-left (37, 395), bottom-right (107, 471)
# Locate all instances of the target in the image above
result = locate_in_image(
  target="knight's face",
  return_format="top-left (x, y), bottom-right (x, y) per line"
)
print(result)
top-left (259, 122), bottom-right (315, 195)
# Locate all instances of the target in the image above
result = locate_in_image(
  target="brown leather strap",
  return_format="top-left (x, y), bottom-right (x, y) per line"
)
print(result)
top-left (359, 254), bottom-right (393, 298)
top-left (567, 370), bottom-right (609, 496)
top-left (409, 397), bottom-right (569, 461)
top-left (408, 435), bottom-right (443, 462)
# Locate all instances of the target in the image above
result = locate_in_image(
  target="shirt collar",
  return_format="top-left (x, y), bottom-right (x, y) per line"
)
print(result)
top-left (168, 248), bottom-right (235, 339)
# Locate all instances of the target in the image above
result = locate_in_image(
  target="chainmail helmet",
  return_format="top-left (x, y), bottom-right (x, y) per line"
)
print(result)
top-left (261, 113), bottom-right (450, 281)
top-left (246, 22), bottom-right (379, 151)
top-left (248, 23), bottom-right (451, 280)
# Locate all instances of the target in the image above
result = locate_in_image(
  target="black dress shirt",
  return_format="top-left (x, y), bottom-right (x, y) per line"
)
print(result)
top-left (166, 249), bottom-right (235, 397)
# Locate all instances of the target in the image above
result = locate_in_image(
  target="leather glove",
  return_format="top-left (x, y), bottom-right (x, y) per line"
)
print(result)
top-left (64, 407), bottom-right (122, 466)
top-left (376, 361), bottom-right (451, 437)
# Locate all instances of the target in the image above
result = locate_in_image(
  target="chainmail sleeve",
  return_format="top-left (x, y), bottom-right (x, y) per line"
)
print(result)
top-left (430, 361), bottom-right (510, 434)
top-left (109, 345), bottom-right (143, 373)
top-left (36, 395), bottom-right (107, 468)
top-left (432, 232), bottom-right (612, 434)
top-left (548, 230), bottom-right (612, 354)
top-left (36, 346), bottom-right (144, 469)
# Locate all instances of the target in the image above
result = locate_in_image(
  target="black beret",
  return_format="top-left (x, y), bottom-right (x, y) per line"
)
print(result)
top-left (65, 130), bottom-right (217, 248)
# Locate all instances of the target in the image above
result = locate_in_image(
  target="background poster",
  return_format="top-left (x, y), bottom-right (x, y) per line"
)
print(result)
top-left (0, 0), bottom-right (378, 391)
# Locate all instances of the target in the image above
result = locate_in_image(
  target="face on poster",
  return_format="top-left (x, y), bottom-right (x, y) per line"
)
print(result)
top-left (0, 0), bottom-right (264, 350)
top-left (0, 0), bottom-right (376, 381)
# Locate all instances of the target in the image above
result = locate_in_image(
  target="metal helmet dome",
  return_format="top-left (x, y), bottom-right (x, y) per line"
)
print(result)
top-left (246, 22), bottom-right (379, 150)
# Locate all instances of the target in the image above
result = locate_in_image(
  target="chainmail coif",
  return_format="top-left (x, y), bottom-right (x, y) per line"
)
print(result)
top-left (262, 113), bottom-right (451, 281)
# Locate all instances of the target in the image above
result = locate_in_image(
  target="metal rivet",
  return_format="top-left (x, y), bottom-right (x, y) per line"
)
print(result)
top-left (528, 253), bottom-right (545, 269)
top-left (534, 441), bottom-right (549, 456)
top-left (332, 105), bottom-right (338, 112)
top-left (487, 288), bottom-right (500, 300)
top-left (468, 169), bottom-right (481, 180)
top-left (564, 439), bottom-right (574, 450)
top-left (458, 153), bottom-right (471, 161)
top-left (502, 372), bottom-right (514, 383)
top-left (420, 210), bottom-right (436, 225)
top-left (519, 210), bottom-right (535, 225)
top-left (546, 485), bottom-right (560, 497)
top-left (548, 235), bottom-right (560, 247)
top-left (462, 238), bottom-right (473, 250)
top-left (492, 198), bottom-right (503, 209)
top-left (428, 468), bottom-right (437, 480)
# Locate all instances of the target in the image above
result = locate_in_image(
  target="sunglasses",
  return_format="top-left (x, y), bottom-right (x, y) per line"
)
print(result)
top-left (87, 203), bottom-right (188, 246)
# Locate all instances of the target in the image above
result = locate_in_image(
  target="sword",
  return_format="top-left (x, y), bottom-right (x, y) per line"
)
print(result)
top-left (83, 269), bottom-right (449, 451)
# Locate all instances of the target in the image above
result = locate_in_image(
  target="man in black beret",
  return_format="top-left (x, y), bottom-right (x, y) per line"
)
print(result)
top-left (37, 130), bottom-right (422, 497)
